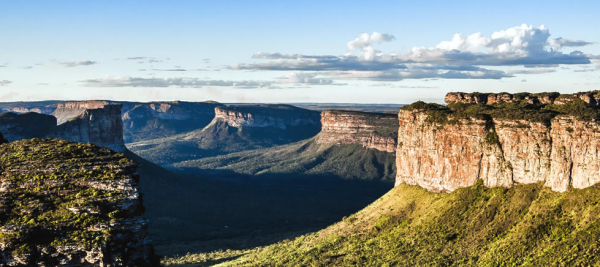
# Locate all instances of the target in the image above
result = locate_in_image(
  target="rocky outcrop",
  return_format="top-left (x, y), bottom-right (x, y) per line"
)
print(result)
top-left (0, 112), bottom-right (57, 141)
top-left (213, 104), bottom-right (321, 129)
top-left (0, 138), bottom-right (158, 266)
top-left (122, 101), bottom-right (222, 143)
top-left (50, 104), bottom-right (125, 152)
top-left (316, 110), bottom-right (398, 153)
top-left (396, 93), bottom-right (600, 193)
top-left (7, 106), bottom-right (56, 115)
top-left (444, 91), bottom-right (600, 106)
top-left (52, 101), bottom-right (110, 125)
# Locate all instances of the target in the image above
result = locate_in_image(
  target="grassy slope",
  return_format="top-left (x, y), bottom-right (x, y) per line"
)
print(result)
top-left (127, 119), bottom-right (321, 167)
top-left (174, 138), bottom-right (397, 183)
top-left (165, 182), bottom-right (600, 266)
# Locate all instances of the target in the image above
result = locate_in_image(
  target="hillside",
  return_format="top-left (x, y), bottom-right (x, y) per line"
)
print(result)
top-left (167, 182), bottom-right (600, 266)
top-left (127, 104), bottom-right (321, 167)
top-left (174, 138), bottom-right (396, 182)
top-left (0, 138), bottom-right (158, 266)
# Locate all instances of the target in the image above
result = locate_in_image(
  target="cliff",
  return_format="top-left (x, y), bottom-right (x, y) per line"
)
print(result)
top-left (316, 110), bottom-right (398, 153)
top-left (122, 101), bottom-right (222, 143)
top-left (445, 91), bottom-right (600, 106)
top-left (50, 104), bottom-right (126, 152)
top-left (396, 91), bottom-right (600, 192)
top-left (213, 104), bottom-right (321, 129)
top-left (0, 138), bottom-right (157, 266)
top-left (52, 101), bottom-right (110, 125)
top-left (0, 112), bottom-right (57, 142)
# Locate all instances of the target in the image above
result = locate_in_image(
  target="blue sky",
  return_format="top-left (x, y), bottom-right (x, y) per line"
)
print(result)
top-left (1, 1), bottom-right (599, 103)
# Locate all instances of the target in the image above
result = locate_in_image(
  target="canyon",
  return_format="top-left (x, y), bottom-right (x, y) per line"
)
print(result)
top-left (396, 91), bottom-right (600, 192)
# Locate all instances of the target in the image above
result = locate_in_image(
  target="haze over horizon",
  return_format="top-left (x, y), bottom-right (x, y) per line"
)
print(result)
top-left (1, 0), bottom-right (599, 104)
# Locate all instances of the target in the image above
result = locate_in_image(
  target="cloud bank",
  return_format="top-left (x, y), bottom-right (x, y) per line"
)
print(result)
top-left (0, 80), bottom-right (13, 86)
top-left (60, 61), bottom-right (97, 67)
top-left (81, 76), bottom-right (274, 89)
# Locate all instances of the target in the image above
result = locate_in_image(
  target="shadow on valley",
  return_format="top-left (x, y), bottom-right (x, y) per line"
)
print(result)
top-left (128, 151), bottom-right (392, 257)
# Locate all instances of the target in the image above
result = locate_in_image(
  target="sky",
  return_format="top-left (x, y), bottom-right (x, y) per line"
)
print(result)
top-left (1, 1), bottom-right (599, 104)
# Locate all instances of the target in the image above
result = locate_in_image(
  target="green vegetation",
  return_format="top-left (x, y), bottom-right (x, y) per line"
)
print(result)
top-left (0, 138), bottom-right (136, 253)
top-left (165, 182), bottom-right (600, 266)
top-left (402, 97), bottom-right (600, 125)
top-left (173, 138), bottom-right (396, 182)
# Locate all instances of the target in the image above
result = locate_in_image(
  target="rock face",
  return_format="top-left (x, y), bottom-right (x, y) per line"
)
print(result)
top-left (213, 104), bottom-right (321, 129)
top-left (0, 112), bottom-right (57, 142)
top-left (445, 91), bottom-right (600, 106)
top-left (50, 104), bottom-right (126, 152)
top-left (52, 101), bottom-right (110, 125)
top-left (0, 138), bottom-right (158, 266)
top-left (316, 110), bottom-right (398, 153)
top-left (396, 93), bottom-right (600, 192)
top-left (122, 101), bottom-right (222, 143)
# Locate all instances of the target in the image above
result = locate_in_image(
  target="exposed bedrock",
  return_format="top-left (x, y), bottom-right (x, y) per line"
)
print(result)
top-left (316, 110), bottom-right (398, 153)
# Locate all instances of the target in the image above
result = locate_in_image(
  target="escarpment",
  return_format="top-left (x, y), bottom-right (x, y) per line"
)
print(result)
top-left (213, 104), bottom-right (321, 129)
top-left (122, 101), bottom-right (222, 142)
top-left (52, 101), bottom-right (110, 125)
top-left (396, 91), bottom-right (600, 192)
top-left (0, 112), bottom-right (57, 142)
top-left (50, 104), bottom-right (126, 152)
top-left (445, 91), bottom-right (600, 106)
top-left (316, 110), bottom-right (398, 153)
top-left (0, 138), bottom-right (157, 266)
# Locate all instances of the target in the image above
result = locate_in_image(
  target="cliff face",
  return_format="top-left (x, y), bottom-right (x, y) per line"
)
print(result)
top-left (0, 138), bottom-right (157, 266)
top-left (0, 112), bottom-right (57, 142)
top-left (445, 91), bottom-right (600, 106)
top-left (213, 104), bottom-right (321, 129)
top-left (50, 104), bottom-right (126, 152)
top-left (122, 101), bottom-right (222, 143)
top-left (52, 101), bottom-right (110, 125)
top-left (397, 92), bottom-right (600, 192)
top-left (316, 110), bottom-right (398, 153)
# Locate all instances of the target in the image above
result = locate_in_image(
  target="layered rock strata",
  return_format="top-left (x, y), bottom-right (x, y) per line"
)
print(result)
top-left (0, 138), bottom-right (157, 266)
top-left (52, 101), bottom-right (110, 125)
top-left (316, 110), bottom-right (398, 153)
top-left (50, 104), bottom-right (125, 152)
top-left (213, 104), bottom-right (321, 129)
top-left (396, 93), bottom-right (600, 192)
top-left (444, 91), bottom-right (600, 106)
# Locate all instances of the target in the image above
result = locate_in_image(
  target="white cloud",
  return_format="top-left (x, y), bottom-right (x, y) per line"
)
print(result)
top-left (549, 37), bottom-right (595, 48)
top-left (0, 80), bottom-right (13, 86)
top-left (277, 72), bottom-right (344, 85)
top-left (436, 32), bottom-right (490, 52)
top-left (347, 32), bottom-right (395, 51)
top-left (81, 76), bottom-right (273, 88)
top-left (60, 60), bottom-right (97, 67)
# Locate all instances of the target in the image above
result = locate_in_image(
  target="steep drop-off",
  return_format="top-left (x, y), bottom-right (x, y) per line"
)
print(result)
top-left (397, 91), bottom-right (600, 192)
top-left (51, 101), bottom-right (110, 125)
top-left (128, 104), bottom-right (321, 167)
top-left (0, 138), bottom-right (157, 266)
top-left (173, 110), bottom-right (397, 182)
top-left (122, 101), bottom-right (222, 143)
top-left (49, 104), bottom-right (126, 152)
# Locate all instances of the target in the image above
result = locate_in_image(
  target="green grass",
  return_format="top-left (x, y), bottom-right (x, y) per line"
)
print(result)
top-left (164, 182), bottom-right (600, 266)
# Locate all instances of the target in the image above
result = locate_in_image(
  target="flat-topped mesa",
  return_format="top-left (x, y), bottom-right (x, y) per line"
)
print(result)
top-left (213, 104), bottom-right (321, 129)
top-left (50, 104), bottom-right (126, 152)
top-left (445, 91), bottom-right (600, 106)
top-left (396, 93), bottom-right (600, 193)
top-left (316, 110), bottom-right (398, 153)
top-left (0, 139), bottom-right (158, 266)
top-left (52, 100), bottom-right (110, 125)
top-left (122, 101), bottom-right (223, 142)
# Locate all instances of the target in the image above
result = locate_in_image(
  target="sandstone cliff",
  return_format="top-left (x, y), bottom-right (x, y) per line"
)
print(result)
top-left (396, 91), bottom-right (600, 192)
top-left (50, 104), bottom-right (126, 152)
top-left (52, 101), bottom-right (110, 125)
top-left (0, 138), bottom-right (157, 266)
top-left (316, 110), bottom-right (398, 153)
top-left (0, 112), bottom-right (57, 142)
top-left (213, 104), bottom-right (321, 129)
top-left (122, 101), bottom-right (222, 143)
top-left (445, 91), bottom-right (600, 106)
